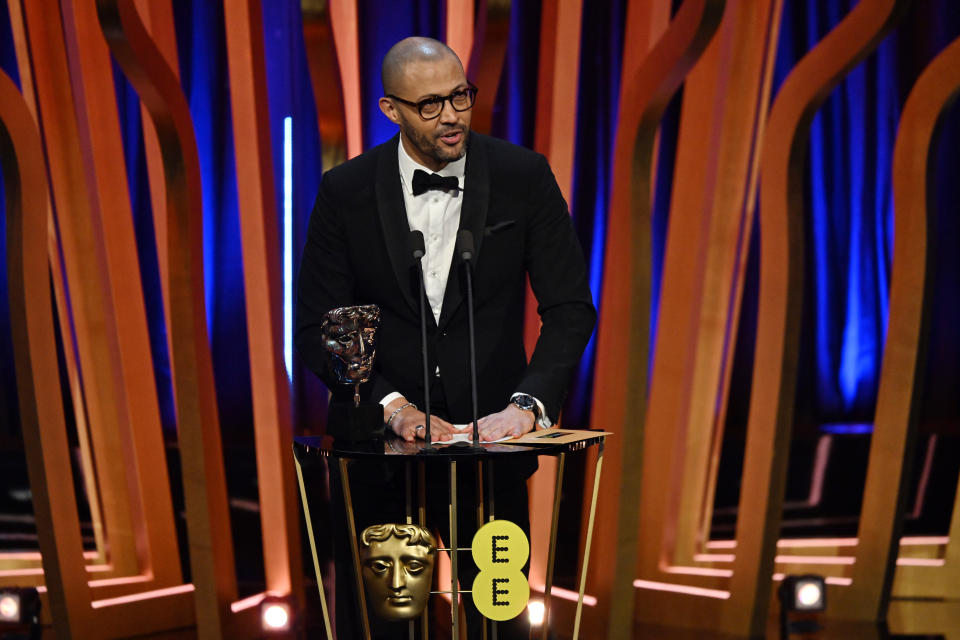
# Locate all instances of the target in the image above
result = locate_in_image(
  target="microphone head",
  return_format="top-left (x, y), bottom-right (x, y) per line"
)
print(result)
top-left (456, 229), bottom-right (474, 261)
top-left (410, 230), bottom-right (425, 259)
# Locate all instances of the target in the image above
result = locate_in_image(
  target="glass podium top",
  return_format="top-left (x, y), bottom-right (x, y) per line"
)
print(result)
top-left (293, 428), bottom-right (606, 462)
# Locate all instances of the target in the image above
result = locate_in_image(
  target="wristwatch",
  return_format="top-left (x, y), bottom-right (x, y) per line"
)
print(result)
top-left (510, 393), bottom-right (541, 425)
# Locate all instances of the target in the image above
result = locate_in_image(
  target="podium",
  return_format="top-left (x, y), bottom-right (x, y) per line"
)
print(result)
top-left (293, 429), bottom-right (607, 640)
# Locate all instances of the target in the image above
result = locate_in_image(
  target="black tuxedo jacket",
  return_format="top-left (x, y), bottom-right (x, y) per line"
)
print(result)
top-left (295, 132), bottom-right (596, 424)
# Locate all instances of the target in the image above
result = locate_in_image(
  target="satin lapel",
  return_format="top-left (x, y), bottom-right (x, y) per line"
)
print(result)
top-left (375, 136), bottom-right (418, 315)
top-left (438, 133), bottom-right (489, 330)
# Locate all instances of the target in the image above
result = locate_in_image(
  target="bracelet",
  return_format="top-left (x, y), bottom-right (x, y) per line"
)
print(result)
top-left (386, 401), bottom-right (416, 428)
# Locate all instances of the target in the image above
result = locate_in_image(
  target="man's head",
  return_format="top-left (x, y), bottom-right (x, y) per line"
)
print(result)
top-left (320, 304), bottom-right (380, 385)
top-left (359, 523), bottom-right (437, 620)
top-left (379, 37), bottom-right (473, 171)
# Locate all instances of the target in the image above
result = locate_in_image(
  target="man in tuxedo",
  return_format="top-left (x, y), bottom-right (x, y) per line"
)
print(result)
top-left (295, 36), bottom-right (595, 638)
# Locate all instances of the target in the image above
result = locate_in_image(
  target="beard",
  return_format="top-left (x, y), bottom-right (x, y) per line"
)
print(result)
top-left (402, 120), bottom-right (470, 166)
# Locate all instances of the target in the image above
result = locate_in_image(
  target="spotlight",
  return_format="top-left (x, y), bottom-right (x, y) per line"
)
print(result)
top-left (260, 595), bottom-right (293, 635)
top-left (780, 574), bottom-right (826, 612)
top-left (0, 588), bottom-right (39, 624)
top-left (0, 594), bottom-right (19, 621)
top-left (0, 588), bottom-right (41, 640)
top-left (778, 574), bottom-right (826, 638)
top-left (527, 599), bottom-right (545, 626)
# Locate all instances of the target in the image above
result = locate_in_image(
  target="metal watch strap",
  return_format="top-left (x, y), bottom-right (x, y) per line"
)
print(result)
top-left (511, 394), bottom-right (540, 422)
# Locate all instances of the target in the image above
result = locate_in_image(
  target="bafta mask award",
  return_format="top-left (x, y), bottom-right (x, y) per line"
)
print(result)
top-left (321, 305), bottom-right (384, 442)
top-left (359, 524), bottom-right (437, 620)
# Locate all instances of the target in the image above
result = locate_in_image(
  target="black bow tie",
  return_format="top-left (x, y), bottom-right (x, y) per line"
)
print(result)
top-left (412, 169), bottom-right (460, 196)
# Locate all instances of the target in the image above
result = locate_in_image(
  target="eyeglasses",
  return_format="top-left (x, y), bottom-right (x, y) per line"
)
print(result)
top-left (386, 84), bottom-right (479, 120)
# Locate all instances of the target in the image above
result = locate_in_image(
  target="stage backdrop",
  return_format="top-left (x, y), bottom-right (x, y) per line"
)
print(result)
top-left (1, 0), bottom-right (959, 638)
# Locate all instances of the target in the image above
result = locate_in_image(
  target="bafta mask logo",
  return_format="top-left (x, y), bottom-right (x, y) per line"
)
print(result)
top-left (359, 523), bottom-right (437, 620)
top-left (321, 304), bottom-right (380, 386)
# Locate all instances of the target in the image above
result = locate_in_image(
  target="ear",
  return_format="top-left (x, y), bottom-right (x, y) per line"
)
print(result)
top-left (379, 97), bottom-right (400, 124)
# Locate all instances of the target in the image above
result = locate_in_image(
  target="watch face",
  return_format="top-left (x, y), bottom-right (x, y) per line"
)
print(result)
top-left (513, 395), bottom-right (535, 411)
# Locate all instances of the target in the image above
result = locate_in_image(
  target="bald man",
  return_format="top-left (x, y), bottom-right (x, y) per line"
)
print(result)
top-left (296, 37), bottom-right (595, 638)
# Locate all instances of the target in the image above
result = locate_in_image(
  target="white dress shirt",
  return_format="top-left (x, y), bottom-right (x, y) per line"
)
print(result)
top-left (397, 138), bottom-right (466, 324)
top-left (379, 140), bottom-right (463, 410)
top-left (381, 139), bottom-right (550, 428)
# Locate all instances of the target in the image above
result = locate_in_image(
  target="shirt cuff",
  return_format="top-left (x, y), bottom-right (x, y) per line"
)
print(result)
top-left (511, 392), bottom-right (552, 429)
top-left (380, 391), bottom-right (405, 407)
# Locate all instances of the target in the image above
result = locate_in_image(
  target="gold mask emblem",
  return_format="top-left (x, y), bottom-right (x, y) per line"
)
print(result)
top-left (359, 523), bottom-right (437, 620)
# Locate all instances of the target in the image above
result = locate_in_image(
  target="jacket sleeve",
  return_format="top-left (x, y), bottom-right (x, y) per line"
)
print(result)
top-left (516, 155), bottom-right (597, 422)
top-left (294, 172), bottom-right (399, 404)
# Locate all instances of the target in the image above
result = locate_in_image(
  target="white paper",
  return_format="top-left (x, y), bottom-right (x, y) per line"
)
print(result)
top-left (442, 428), bottom-right (512, 444)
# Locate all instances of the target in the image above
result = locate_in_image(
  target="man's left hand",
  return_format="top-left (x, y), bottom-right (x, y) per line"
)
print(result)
top-left (476, 404), bottom-right (536, 441)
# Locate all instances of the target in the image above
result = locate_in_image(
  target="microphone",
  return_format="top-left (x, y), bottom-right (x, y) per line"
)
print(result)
top-left (456, 229), bottom-right (481, 446)
top-left (410, 230), bottom-right (433, 449)
top-left (410, 231), bottom-right (425, 260)
top-left (455, 229), bottom-right (473, 262)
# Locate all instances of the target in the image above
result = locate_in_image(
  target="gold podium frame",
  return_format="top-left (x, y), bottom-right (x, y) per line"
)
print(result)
top-left (294, 436), bottom-right (605, 640)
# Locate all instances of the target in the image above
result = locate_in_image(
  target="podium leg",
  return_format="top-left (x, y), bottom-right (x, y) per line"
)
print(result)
top-left (294, 456), bottom-right (333, 639)
top-left (419, 461), bottom-right (429, 640)
top-left (476, 460), bottom-right (486, 531)
top-left (405, 461), bottom-right (416, 640)
top-left (488, 461), bottom-right (497, 640)
top-left (450, 460), bottom-right (460, 640)
top-left (339, 458), bottom-right (372, 640)
top-left (541, 453), bottom-right (567, 640)
top-left (487, 459), bottom-right (495, 521)
top-left (573, 440), bottom-right (605, 640)
top-left (405, 461), bottom-right (413, 524)
top-left (476, 461), bottom-right (488, 640)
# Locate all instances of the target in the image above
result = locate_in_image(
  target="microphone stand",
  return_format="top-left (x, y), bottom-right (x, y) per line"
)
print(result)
top-left (463, 250), bottom-right (480, 446)
top-left (434, 230), bottom-right (484, 454)
top-left (456, 230), bottom-right (483, 449)
top-left (410, 231), bottom-right (434, 450)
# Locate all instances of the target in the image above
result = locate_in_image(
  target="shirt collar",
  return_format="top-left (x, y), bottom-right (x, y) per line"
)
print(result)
top-left (397, 136), bottom-right (467, 197)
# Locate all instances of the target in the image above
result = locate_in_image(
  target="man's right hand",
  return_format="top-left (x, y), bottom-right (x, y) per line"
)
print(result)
top-left (384, 397), bottom-right (461, 442)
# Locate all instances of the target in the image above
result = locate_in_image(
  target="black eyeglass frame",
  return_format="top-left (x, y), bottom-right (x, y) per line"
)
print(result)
top-left (386, 84), bottom-right (479, 120)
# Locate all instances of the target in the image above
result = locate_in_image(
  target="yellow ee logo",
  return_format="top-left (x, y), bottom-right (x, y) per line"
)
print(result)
top-left (471, 520), bottom-right (530, 621)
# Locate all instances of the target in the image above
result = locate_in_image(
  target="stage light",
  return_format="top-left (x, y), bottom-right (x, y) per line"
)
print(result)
top-left (0, 593), bottom-right (20, 621)
top-left (283, 115), bottom-right (294, 383)
top-left (527, 599), bottom-right (545, 626)
top-left (778, 574), bottom-right (825, 638)
top-left (260, 595), bottom-right (293, 635)
top-left (780, 574), bottom-right (826, 612)
top-left (263, 604), bottom-right (289, 629)
top-left (0, 588), bottom-right (39, 624)
top-left (797, 582), bottom-right (823, 608)
top-left (0, 587), bottom-right (41, 640)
